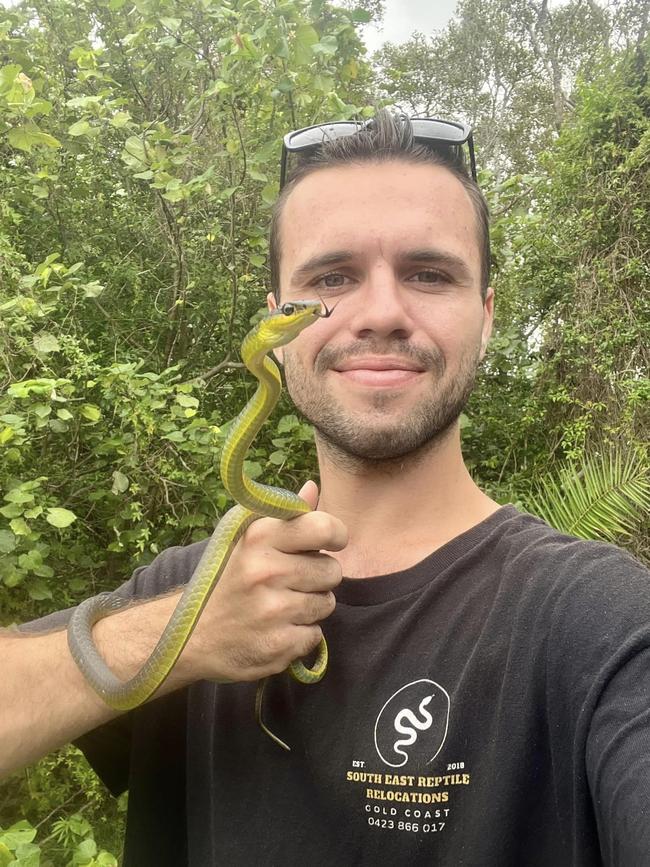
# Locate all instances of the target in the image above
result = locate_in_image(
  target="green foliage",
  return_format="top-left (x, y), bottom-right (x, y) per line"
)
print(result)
top-left (525, 449), bottom-right (650, 541)
top-left (0, 814), bottom-right (118, 866)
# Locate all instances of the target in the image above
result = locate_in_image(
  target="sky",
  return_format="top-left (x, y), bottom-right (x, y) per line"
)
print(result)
top-left (361, 0), bottom-right (571, 53)
top-left (361, 0), bottom-right (460, 53)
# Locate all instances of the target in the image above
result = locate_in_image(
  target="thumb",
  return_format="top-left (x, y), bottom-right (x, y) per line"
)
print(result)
top-left (298, 479), bottom-right (319, 511)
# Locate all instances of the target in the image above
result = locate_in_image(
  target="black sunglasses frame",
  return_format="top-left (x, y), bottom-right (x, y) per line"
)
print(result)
top-left (280, 117), bottom-right (477, 188)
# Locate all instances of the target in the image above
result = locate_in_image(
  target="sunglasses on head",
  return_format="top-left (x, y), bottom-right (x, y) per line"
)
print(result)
top-left (280, 116), bottom-right (477, 188)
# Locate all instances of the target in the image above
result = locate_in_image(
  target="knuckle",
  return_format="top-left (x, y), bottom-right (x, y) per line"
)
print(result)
top-left (263, 629), bottom-right (287, 660)
top-left (315, 590), bottom-right (336, 619)
top-left (314, 553), bottom-right (342, 587)
top-left (243, 516), bottom-right (271, 546)
top-left (302, 626), bottom-right (323, 656)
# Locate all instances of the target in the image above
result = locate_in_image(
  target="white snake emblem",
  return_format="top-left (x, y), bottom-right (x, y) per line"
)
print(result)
top-left (393, 694), bottom-right (435, 763)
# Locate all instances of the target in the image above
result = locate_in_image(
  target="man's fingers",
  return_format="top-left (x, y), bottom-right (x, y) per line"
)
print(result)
top-left (284, 552), bottom-right (342, 593)
top-left (289, 590), bottom-right (337, 626)
top-left (297, 479), bottom-right (319, 510)
top-left (265, 510), bottom-right (348, 554)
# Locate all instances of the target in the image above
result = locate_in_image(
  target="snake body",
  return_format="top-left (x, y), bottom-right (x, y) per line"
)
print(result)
top-left (68, 299), bottom-right (328, 749)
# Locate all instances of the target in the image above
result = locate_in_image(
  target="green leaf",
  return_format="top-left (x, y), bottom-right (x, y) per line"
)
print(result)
top-left (2, 565), bottom-right (23, 588)
top-left (0, 821), bottom-right (37, 849)
top-left (18, 549), bottom-right (43, 571)
top-left (277, 414), bottom-right (299, 433)
top-left (68, 119), bottom-right (92, 136)
top-left (111, 470), bottom-right (130, 494)
top-left (28, 578), bottom-right (53, 601)
top-left (4, 488), bottom-right (34, 504)
top-left (159, 17), bottom-right (182, 31)
top-left (175, 393), bottom-right (199, 408)
top-left (526, 450), bottom-right (650, 541)
top-left (81, 404), bottom-right (101, 422)
top-left (0, 841), bottom-right (14, 866)
top-left (8, 123), bottom-right (61, 152)
top-left (293, 24), bottom-right (319, 65)
top-left (57, 408), bottom-right (74, 420)
top-left (0, 530), bottom-right (16, 554)
top-left (109, 110), bottom-right (131, 128)
top-left (45, 507), bottom-right (77, 528)
top-left (312, 35), bottom-right (338, 57)
top-left (205, 79), bottom-right (231, 97)
top-left (269, 450), bottom-right (286, 465)
top-left (261, 182), bottom-right (279, 205)
top-left (0, 503), bottom-right (23, 518)
top-left (82, 280), bottom-right (104, 298)
top-left (248, 168), bottom-right (268, 183)
top-left (33, 332), bottom-right (61, 353)
top-left (0, 64), bottom-right (22, 94)
top-left (9, 517), bottom-right (29, 536)
top-left (121, 136), bottom-right (148, 171)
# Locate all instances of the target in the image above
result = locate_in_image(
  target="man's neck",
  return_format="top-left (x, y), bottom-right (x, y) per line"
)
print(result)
top-left (315, 425), bottom-right (500, 579)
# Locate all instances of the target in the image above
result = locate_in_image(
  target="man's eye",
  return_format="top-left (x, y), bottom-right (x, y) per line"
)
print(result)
top-left (318, 273), bottom-right (348, 288)
top-left (412, 270), bottom-right (446, 284)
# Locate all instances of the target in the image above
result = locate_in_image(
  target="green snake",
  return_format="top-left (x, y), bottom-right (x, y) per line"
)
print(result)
top-left (68, 299), bottom-right (330, 750)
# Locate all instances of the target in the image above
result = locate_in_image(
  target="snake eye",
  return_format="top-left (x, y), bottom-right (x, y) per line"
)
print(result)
top-left (280, 303), bottom-right (295, 316)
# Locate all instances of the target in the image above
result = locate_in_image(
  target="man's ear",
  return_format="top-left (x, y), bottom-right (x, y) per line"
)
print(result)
top-left (479, 286), bottom-right (494, 361)
top-left (266, 291), bottom-right (284, 364)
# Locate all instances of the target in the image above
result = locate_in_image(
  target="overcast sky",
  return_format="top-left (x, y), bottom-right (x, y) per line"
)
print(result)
top-left (361, 0), bottom-right (572, 53)
top-left (361, 0), bottom-right (460, 53)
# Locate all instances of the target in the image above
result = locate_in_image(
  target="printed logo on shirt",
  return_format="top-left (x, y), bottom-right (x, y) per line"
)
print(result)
top-left (374, 679), bottom-right (450, 768)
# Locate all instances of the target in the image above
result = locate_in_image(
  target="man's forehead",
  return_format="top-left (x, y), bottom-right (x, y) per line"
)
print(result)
top-left (279, 161), bottom-right (481, 278)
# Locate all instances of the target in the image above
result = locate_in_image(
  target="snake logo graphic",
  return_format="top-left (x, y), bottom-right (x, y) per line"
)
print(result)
top-left (374, 679), bottom-right (450, 768)
top-left (393, 695), bottom-right (435, 764)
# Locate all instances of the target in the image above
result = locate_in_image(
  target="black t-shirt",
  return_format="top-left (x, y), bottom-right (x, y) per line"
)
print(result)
top-left (24, 506), bottom-right (650, 865)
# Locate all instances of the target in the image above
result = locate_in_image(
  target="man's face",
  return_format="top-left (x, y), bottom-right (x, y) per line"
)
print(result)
top-left (268, 160), bottom-right (494, 462)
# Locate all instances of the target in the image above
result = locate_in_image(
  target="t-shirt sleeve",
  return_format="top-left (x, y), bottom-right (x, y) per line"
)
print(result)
top-left (586, 647), bottom-right (650, 866)
top-left (542, 538), bottom-right (650, 865)
top-left (18, 540), bottom-right (209, 796)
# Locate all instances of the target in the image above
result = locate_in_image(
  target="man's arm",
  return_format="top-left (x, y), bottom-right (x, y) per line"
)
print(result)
top-left (0, 483), bottom-right (347, 780)
top-left (0, 590), bottom-right (191, 779)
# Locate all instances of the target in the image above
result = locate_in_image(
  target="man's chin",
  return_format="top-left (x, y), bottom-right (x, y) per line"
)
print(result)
top-left (313, 416), bottom-right (459, 464)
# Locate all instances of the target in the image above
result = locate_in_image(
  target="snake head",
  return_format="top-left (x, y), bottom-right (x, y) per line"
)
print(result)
top-left (260, 299), bottom-right (330, 348)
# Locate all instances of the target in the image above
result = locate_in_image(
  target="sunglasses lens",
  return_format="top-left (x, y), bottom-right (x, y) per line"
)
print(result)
top-left (411, 118), bottom-right (468, 144)
top-left (285, 122), bottom-right (362, 151)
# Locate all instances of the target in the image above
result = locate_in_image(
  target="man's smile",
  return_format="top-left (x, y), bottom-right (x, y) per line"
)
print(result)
top-left (332, 356), bottom-right (426, 388)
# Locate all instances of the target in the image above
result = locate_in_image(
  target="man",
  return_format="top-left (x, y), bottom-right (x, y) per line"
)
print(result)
top-left (2, 111), bottom-right (649, 865)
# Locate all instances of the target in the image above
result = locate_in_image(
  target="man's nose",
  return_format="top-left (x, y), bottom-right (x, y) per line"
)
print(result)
top-left (348, 267), bottom-right (414, 338)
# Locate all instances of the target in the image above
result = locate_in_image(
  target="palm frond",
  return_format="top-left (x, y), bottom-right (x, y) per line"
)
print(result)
top-left (525, 449), bottom-right (650, 542)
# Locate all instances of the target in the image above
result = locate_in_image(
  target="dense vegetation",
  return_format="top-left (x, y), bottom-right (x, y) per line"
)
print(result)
top-left (1, 0), bottom-right (648, 862)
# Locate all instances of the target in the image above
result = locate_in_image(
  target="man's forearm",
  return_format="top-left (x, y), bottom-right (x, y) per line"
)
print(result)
top-left (0, 590), bottom-right (191, 780)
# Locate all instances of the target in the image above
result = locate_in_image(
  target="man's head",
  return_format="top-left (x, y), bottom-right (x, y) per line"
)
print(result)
top-left (270, 110), bottom-right (490, 303)
top-left (266, 111), bottom-right (494, 465)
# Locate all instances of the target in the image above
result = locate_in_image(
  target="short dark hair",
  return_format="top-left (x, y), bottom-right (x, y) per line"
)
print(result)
top-left (269, 109), bottom-right (491, 302)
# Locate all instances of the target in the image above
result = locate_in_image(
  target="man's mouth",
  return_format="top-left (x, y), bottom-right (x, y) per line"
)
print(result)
top-left (333, 357), bottom-right (425, 387)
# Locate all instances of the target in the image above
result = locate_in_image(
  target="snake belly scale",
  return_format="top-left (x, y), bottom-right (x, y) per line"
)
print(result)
top-left (68, 299), bottom-right (330, 750)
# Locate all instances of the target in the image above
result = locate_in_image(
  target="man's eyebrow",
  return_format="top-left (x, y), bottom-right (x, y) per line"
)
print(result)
top-left (291, 250), bottom-right (355, 283)
top-left (398, 248), bottom-right (474, 282)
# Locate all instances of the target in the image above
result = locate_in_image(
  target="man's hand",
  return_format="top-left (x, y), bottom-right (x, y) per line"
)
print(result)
top-left (181, 480), bottom-right (348, 683)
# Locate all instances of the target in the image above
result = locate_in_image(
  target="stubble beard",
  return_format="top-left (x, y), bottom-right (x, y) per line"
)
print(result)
top-left (282, 339), bottom-right (481, 470)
